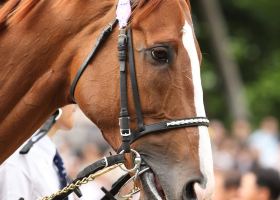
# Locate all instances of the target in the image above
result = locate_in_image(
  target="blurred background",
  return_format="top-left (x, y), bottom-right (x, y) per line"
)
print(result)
top-left (54, 0), bottom-right (280, 199)
top-left (192, 0), bottom-right (280, 125)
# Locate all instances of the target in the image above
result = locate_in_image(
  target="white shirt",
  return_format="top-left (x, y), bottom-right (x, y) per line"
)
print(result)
top-left (0, 136), bottom-right (64, 200)
top-left (249, 130), bottom-right (279, 168)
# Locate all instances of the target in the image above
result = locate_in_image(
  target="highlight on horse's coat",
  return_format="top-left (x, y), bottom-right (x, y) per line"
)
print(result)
top-left (183, 21), bottom-right (215, 199)
top-left (0, 0), bottom-right (214, 199)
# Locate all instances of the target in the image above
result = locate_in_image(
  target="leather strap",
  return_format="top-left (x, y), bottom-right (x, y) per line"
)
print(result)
top-left (52, 154), bottom-right (125, 200)
top-left (130, 117), bottom-right (209, 143)
top-left (19, 109), bottom-right (61, 154)
top-left (118, 28), bottom-right (131, 153)
top-left (70, 19), bottom-right (118, 103)
top-left (100, 173), bottom-right (131, 200)
top-left (127, 28), bottom-right (145, 132)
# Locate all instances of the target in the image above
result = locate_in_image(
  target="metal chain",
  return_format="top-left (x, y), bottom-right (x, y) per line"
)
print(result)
top-left (41, 150), bottom-right (143, 200)
top-left (41, 164), bottom-right (121, 200)
top-left (117, 186), bottom-right (140, 200)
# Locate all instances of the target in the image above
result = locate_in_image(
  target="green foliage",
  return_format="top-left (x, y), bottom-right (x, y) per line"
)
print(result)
top-left (192, 0), bottom-right (280, 126)
top-left (247, 51), bottom-right (280, 124)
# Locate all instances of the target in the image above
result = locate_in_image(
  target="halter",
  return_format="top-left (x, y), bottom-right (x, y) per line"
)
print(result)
top-left (46, 2), bottom-right (210, 200)
top-left (69, 22), bottom-right (209, 154)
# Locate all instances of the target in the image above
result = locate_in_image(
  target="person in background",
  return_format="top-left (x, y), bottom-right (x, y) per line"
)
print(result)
top-left (248, 116), bottom-right (279, 169)
top-left (210, 120), bottom-right (236, 171)
top-left (231, 118), bottom-right (251, 145)
top-left (231, 119), bottom-right (256, 173)
top-left (0, 105), bottom-right (76, 200)
top-left (238, 167), bottom-right (280, 200)
top-left (212, 170), bottom-right (240, 200)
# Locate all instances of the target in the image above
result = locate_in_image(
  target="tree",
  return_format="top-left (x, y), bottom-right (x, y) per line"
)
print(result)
top-left (196, 0), bottom-right (249, 121)
top-left (192, 0), bottom-right (280, 126)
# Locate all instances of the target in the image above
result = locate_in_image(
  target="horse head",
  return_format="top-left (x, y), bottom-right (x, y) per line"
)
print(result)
top-left (0, 0), bottom-right (214, 199)
top-left (72, 1), bottom-right (214, 199)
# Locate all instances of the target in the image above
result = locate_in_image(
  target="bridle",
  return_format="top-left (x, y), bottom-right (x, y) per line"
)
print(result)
top-left (69, 21), bottom-right (209, 154)
top-left (44, 1), bottom-right (210, 200)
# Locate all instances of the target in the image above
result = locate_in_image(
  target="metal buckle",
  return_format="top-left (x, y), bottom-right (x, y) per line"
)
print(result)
top-left (119, 116), bottom-right (131, 137)
top-left (54, 108), bottom-right (63, 121)
top-left (120, 129), bottom-right (131, 137)
top-left (119, 149), bottom-right (141, 173)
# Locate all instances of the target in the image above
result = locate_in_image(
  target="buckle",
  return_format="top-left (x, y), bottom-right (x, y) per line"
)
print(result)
top-left (120, 129), bottom-right (131, 137)
top-left (119, 149), bottom-right (141, 173)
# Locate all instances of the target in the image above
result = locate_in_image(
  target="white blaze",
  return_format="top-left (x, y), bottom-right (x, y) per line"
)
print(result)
top-left (182, 21), bottom-right (215, 199)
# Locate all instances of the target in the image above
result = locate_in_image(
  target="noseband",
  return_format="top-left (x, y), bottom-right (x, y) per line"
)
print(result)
top-left (69, 19), bottom-right (209, 153)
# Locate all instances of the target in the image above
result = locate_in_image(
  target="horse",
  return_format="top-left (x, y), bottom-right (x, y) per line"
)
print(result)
top-left (0, 0), bottom-right (214, 199)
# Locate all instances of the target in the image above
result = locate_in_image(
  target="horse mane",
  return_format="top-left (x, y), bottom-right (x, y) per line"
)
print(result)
top-left (0, 0), bottom-right (19, 26)
top-left (0, 0), bottom-right (40, 27)
top-left (132, 0), bottom-right (191, 24)
top-left (0, 0), bottom-right (190, 28)
top-left (132, 0), bottom-right (162, 23)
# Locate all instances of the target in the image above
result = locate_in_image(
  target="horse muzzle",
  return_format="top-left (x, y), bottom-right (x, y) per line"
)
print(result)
top-left (138, 160), bottom-right (204, 200)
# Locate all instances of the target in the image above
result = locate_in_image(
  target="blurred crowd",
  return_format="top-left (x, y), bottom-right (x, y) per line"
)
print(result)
top-left (210, 116), bottom-right (280, 200)
top-left (55, 108), bottom-right (280, 200)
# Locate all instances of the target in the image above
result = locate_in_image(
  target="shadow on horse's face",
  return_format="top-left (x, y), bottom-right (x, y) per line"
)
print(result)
top-left (74, 1), bottom-right (214, 199)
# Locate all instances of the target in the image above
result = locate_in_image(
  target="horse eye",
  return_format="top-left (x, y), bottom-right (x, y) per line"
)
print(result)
top-left (151, 46), bottom-right (169, 64)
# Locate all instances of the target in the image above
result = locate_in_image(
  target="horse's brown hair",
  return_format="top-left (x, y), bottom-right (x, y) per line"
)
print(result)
top-left (0, 0), bottom-right (20, 25)
top-left (132, 0), bottom-right (162, 20)
top-left (0, 0), bottom-right (190, 27)
top-left (132, 0), bottom-right (191, 24)
top-left (0, 0), bottom-right (44, 28)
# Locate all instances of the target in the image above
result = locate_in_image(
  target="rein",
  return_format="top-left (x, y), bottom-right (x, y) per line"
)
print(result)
top-left (19, 109), bottom-right (62, 154)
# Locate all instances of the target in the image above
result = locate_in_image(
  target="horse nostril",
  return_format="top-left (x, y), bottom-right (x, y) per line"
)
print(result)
top-left (182, 180), bottom-right (199, 200)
